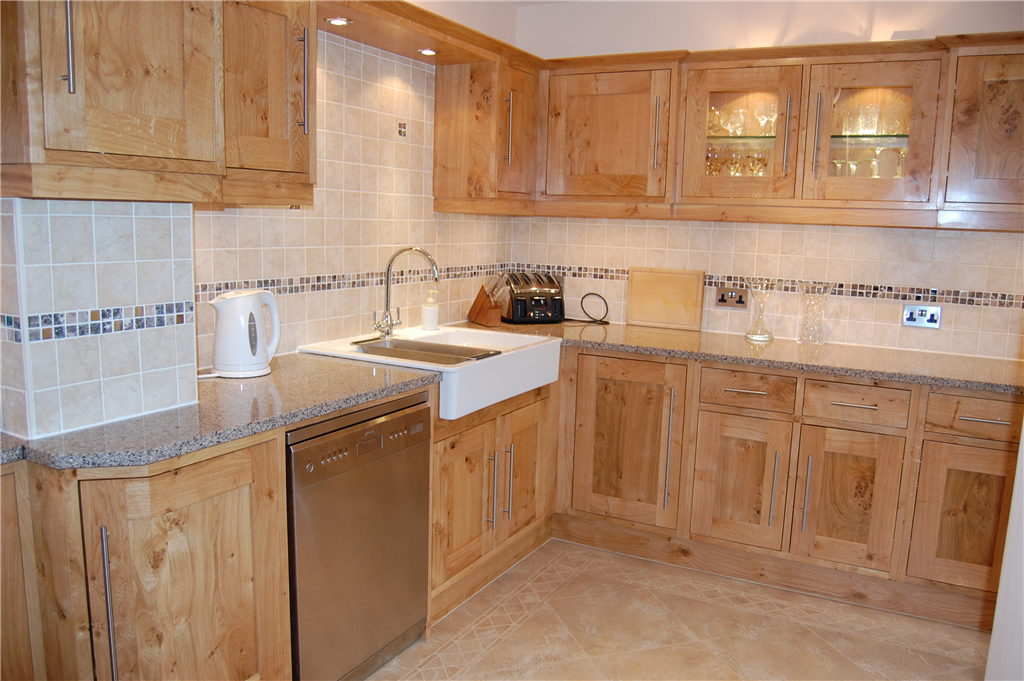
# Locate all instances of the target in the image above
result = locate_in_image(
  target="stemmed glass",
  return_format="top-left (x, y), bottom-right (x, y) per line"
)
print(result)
top-left (721, 108), bottom-right (749, 137)
top-left (754, 101), bottom-right (778, 136)
top-left (744, 277), bottom-right (776, 343)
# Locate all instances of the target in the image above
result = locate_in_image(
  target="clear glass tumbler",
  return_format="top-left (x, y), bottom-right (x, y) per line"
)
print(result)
top-left (744, 277), bottom-right (776, 343)
top-left (798, 281), bottom-right (833, 345)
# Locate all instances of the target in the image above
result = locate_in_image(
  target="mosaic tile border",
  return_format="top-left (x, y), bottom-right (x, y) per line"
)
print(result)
top-left (1, 314), bottom-right (22, 343)
top-left (4, 302), bottom-right (196, 344)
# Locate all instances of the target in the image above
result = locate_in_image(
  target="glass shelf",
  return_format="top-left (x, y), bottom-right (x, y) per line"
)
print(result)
top-left (708, 135), bottom-right (777, 142)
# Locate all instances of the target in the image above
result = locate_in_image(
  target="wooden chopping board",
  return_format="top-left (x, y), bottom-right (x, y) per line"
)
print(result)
top-left (627, 268), bottom-right (706, 331)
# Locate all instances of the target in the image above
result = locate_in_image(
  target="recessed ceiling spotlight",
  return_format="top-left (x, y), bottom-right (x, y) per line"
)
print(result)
top-left (417, 48), bottom-right (437, 56)
top-left (325, 17), bottom-right (351, 26)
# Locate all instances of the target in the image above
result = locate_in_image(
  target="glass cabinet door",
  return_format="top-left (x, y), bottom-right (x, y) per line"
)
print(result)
top-left (682, 66), bottom-right (802, 199)
top-left (802, 60), bottom-right (941, 202)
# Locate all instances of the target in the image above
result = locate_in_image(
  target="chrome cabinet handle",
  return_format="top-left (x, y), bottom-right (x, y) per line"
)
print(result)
top-left (503, 444), bottom-right (514, 519)
top-left (831, 401), bottom-right (879, 410)
top-left (959, 416), bottom-right (1012, 426)
top-left (296, 28), bottom-right (308, 134)
top-left (101, 526), bottom-right (118, 681)
top-left (801, 456), bottom-right (813, 532)
top-left (663, 388), bottom-right (675, 510)
top-left (61, 0), bottom-right (75, 94)
top-left (503, 92), bottom-right (513, 165)
top-left (725, 388), bottom-right (768, 396)
top-left (486, 453), bottom-right (498, 526)
top-left (768, 450), bottom-right (779, 526)
top-left (782, 94), bottom-right (792, 173)
top-left (812, 92), bottom-right (823, 173)
top-left (653, 96), bottom-right (661, 169)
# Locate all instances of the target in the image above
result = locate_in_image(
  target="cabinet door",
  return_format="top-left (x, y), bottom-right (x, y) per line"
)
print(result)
top-left (224, 0), bottom-right (311, 173)
top-left (79, 440), bottom-right (289, 681)
top-left (496, 399), bottom-right (546, 544)
top-left (946, 54), bottom-right (1024, 204)
top-left (802, 60), bottom-right (941, 202)
top-left (691, 412), bottom-right (793, 550)
top-left (573, 355), bottom-right (686, 528)
top-left (38, 1), bottom-right (221, 162)
top-left (790, 426), bottom-right (905, 571)
top-left (431, 421), bottom-right (498, 589)
top-left (547, 69), bottom-right (672, 197)
top-left (1, 467), bottom-right (41, 681)
top-left (682, 65), bottom-right (802, 199)
top-left (907, 441), bottom-right (1017, 592)
top-left (497, 65), bottom-right (537, 195)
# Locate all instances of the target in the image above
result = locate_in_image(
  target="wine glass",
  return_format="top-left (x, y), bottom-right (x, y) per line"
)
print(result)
top-left (706, 145), bottom-right (725, 176)
top-left (754, 101), bottom-right (778, 136)
top-left (721, 107), bottom-right (749, 137)
top-left (830, 158), bottom-right (846, 177)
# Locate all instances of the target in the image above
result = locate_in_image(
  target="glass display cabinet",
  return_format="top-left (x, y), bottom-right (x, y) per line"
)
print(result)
top-left (802, 60), bottom-right (942, 202)
top-left (681, 66), bottom-right (802, 199)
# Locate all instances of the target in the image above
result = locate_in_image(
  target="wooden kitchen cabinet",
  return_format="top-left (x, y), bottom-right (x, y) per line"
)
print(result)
top-left (1, 462), bottom-right (44, 681)
top-left (78, 437), bottom-right (290, 681)
top-left (546, 67), bottom-right (674, 198)
top-left (572, 354), bottom-right (686, 529)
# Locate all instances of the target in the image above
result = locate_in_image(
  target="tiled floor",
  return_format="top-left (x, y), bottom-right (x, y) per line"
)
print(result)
top-left (369, 540), bottom-right (990, 681)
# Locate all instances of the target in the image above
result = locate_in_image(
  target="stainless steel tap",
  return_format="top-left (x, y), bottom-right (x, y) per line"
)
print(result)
top-left (374, 247), bottom-right (440, 338)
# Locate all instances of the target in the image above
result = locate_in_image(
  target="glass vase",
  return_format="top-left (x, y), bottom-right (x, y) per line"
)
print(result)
top-left (798, 281), bottom-right (833, 345)
top-left (744, 277), bottom-right (776, 343)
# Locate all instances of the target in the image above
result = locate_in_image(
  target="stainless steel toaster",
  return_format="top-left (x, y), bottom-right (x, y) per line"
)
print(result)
top-left (501, 272), bottom-right (565, 324)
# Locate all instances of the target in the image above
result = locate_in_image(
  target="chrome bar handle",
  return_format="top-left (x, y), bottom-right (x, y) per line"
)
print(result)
top-left (296, 28), bottom-right (308, 134)
top-left (61, 0), bottom-right (75, 94)
top-left (801, 456), bottom-right (813, 532)
top-left (663, 388), bottom-right (676, 509)
top-left (503, 92), bottom-right (513, 164)
top-left (782, 94), bottom-right (792, 173)
top-left (959, 416), bottom-right (1012, 426)
top-left (724, 388), bottom-right (768, 396)
top-left (101, 526), bottom-right (118, 681)
top-left (653, 96), bottom-right (661, 169)
top-left (486, 453), bottom-right (498, 526)
top-left (768, 450), bottom-right (779, 526)
top-left (812, 92), bottom-right (823, 173)
top-left (831, 401), bottom-right (879, 410)
top-left (503, 444), bottom-right (514, 519)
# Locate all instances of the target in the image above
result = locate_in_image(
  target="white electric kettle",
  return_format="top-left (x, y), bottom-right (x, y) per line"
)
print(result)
top-left (210, 290), bottom-right (281, 377)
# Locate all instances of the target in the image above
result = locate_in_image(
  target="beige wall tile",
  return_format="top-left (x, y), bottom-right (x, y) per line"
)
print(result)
top-left (52, 264), bottom-right (96, 311)
top-left (141, 367), bottom-right (178, 411)
top-left (32, 388), bottom-right (61, 436)
top-left (56, 335), bottom-right (100, 386)
top-left (29, 340), bottom-right (57, 390)
top-left (97, 262), bottom-right (137, 308)
top-left (59, 380), bottom-right (103, 430)
top-left (101, 374), bottom-right (143, 422)
top-left (100, 332), bottom-right (141, 378)
top-left (136, 261), bottom-right (173, 304)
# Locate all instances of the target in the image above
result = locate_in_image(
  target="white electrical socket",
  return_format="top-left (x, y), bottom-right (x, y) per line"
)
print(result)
top-left (903, 304), bottom-right (942, 329)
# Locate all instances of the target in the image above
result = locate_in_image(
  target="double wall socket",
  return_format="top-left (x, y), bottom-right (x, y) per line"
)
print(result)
top-left (903, 304), bottom-right (942, 329)
top-left (715, 287), bottom-right (748, 309)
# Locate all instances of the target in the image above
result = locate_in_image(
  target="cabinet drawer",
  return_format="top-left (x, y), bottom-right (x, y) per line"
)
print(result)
top-left (802, 380), bottom-right (911, 429)
top-left (699, 368), bottom-right (797, 414)
top-left (925, 394), bottom-right (1023, 443)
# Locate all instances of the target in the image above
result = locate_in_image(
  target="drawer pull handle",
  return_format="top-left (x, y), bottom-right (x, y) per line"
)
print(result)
top-left (768, 450), bottom-right (779, 527)
top-left (101, 526), bottom-right (119, 681)
top-left (781, 94), bottom-right (792, 173)
top-left (725, 388), bottom-right (768, 396)
top-left (653, 96), bottom-right (662, 169)
top-left (958, 416), bottom-right (1011, 426)
top-left (503, 91), bottom-right (514, 164)
top-left (812, 92), bottom-right (823, 174)
top-left (831, 401), bottom-right (879, 410)
top-left (296, 28), bottom-right (309, 134)
top-left (664, 388), bottom-right (676, 510)
top-left (486, 453), bottom-right (498, 526)
top-left (801, 456), bottom-right (812, 533)
top-left (61, 0), bottom-right (75, 94)
top-left (504, 444), bottom-right (514, 519)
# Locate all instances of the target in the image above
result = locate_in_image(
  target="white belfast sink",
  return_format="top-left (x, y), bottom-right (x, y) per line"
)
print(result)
top-left (299, 326), bottom-right (561, 420)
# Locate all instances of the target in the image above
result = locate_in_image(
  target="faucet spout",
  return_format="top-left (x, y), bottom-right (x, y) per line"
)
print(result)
top-left (376, 247), bottom-right (440, 338)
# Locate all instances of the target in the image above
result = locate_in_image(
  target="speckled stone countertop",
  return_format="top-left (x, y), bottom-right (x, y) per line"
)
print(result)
top-left (2, 353), bottom-right (438, 469)
top-left (451, 321), bottom-right (1024, 394)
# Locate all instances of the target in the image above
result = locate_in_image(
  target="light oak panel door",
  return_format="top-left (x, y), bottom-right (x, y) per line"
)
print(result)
top-left (497, 65), bottom-right (537, 195)
top-left (431, 421), bottom-right (497, 588)
top-left (224, 0), bottom-right (311, 172)
top-left (1, 469), bottom-right (39, 681)
top-left (547, 69), bottom-right (672, 197)
top-left (946, 54), bottom-right (1024, 204)
top-left (79, 440), bottom-right (289, 681)
top-left (907, 441), bottom-right (1017, 591)
top-left (38, 1), bottom-right (221, 161)
top-left (691, 412), bottom-right (793, 550)
top-left (791, 426), bottom-right (905, 571)
top-left (573, 355), bottom-right (686, 528)
top-left (496, 399), bottom-right (546, 544)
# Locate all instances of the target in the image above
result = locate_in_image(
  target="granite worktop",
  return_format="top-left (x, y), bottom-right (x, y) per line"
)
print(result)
top-left (2, 353), bottom-right (438, 469)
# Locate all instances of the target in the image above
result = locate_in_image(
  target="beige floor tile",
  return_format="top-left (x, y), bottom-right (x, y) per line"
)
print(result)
top-left (653, 591), bottom-right (793, 641)
top-left (548, 586), bottom-right (699, 657)
top-left (549, 569), bottom-right (640, 600)
top-left (808, 626), bottom-right (978, 680)
top-left (459, 656), bottom-right (608, 680)
top-left (923, 664), bottom-right (987, 681)
top-left (459, 603), bottom-right (589, 676)
top-left (590, 641), bottom-right (741, 681)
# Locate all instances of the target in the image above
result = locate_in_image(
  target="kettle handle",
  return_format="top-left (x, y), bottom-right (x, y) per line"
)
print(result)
top-left (260, 291), bottom-right (281, 360)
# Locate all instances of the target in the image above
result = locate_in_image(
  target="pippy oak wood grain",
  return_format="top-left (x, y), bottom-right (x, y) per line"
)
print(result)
top-left (790, 426), bottom-right (906, 571)
top-left (699, 367), bottom-right (797, 414)
top-left (908, 441), bottom-right (1017, 592)
top-left (946, 53), bottom-right (1024, 204)
top-left (573, 355), bottom-right (686, 529)
top-left (925, 392), bottom-right (1023, 443)
top-left (626, 267), bottom-right (706, 331)
top-left (496, 399), bottom-right (547, 544)
top-left (497, 65), bottom-right (538, 195)
top-left (1, 469), bottom-right (37, 681)
top-left (691, 411), bottom-right (793, 550)
top-left (802, 379), bottom-right (912, 428)
top-left (547, 68), bottom-right (673, 198)
top-left (433, 62), bottom-right (498, 199)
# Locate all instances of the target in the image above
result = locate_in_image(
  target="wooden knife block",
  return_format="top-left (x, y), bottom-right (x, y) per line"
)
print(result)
top-left (467, 286), bottom-right (502, 327)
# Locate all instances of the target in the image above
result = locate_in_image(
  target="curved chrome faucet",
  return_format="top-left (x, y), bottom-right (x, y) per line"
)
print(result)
top-left (374, 247), bottom-right (440, 337)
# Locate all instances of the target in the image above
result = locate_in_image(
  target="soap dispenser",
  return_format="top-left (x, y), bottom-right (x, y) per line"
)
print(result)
top-left (422, 290), bottom-right (439, 331)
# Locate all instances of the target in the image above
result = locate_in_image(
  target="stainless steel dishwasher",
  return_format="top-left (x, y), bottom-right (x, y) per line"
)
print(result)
top-left (287, 392), bottom-right (430, 681)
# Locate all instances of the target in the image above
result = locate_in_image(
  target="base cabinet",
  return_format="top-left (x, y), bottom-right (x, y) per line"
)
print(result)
top-left (1, 463), bottom-right (43, 681)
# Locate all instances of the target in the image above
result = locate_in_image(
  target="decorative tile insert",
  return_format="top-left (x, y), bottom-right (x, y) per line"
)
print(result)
top-left (1, 313), bottom-right (22, 343)
top-left (24, 302), bottom-right (195, 342)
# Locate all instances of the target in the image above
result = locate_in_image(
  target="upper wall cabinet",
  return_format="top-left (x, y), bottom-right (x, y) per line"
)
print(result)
top-left (945, 53), bottom-right (1023, 206)
top-left (546, 67), bottom-right (674, 199)
top-left (681, 65), bottom-right (802, 200)
top-left (801, 58), bottom-right (943, 203)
